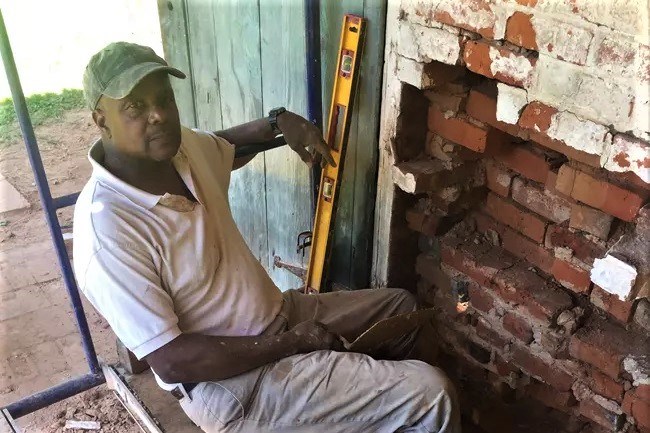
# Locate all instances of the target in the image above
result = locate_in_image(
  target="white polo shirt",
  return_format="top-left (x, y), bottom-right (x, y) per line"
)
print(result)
top-left (73, 127), bottom-right (283, 386)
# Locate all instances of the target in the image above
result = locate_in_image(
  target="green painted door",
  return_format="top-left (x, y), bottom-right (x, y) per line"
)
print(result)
top-left (158, 0), bottom-right (385, 291)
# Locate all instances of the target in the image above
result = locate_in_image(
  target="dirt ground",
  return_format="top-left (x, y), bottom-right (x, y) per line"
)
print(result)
top-left (0, 109), bottom-right (141, 432)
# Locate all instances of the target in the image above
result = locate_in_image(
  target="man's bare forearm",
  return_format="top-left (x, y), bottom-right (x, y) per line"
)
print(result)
top-left (214, 118), bottom-right (276, 146)
top-left (146, 331), bottom-right (300, 384)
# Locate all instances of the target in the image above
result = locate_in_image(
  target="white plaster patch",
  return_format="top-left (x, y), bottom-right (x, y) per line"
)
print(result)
top-left (601, 134), bottom-right (650, 184)
top-left (531, 16), bottom-right (593, 65)
top-left (592, 395), bottom-right (623, 415)
top-left (396, 55), bottom-right (431, 89)
top-left (623, 356), bottom-right (650, 386)
top-left (488, 46), bottom-right (534, 86)
top-left (496, 83), bottom-right (528, 125)
top-left (496, 172), bottom-right (511, 188)
top-left (590, 255), bottom-right (638, 301)
top-left (397, 22), bottom-right (461, 65)
top-left (547, 111), bottom-right (609, 156)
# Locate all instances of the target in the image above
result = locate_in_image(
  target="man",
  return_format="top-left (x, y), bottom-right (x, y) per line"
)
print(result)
top-left (73, 41), bottom-right (460, 433)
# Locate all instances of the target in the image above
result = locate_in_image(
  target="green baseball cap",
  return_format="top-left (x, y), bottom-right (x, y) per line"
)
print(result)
top-left (83, 41), bottom-right (186, 110)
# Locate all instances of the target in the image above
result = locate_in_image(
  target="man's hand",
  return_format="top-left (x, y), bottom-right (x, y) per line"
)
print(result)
top-left (291, 320), bottom-right (342, 353)
top-left (277, 111), bottom-right (336, 167)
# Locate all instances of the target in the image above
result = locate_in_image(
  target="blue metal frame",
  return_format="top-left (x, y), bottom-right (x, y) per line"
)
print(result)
top-left (305, 0), bottom-right (323, 218)
top-left (0, 10), bottom-right (106, 419)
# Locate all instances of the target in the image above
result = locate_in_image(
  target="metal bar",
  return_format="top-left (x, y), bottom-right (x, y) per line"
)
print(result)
top-left (305, 0), bottom-right (323, 219)
top-left (3, 374), bottom-right (105, 419)
top-left (52, 192), bottom-right (81, 210)
top-left (234, 136), bottom-right (286, 159)
top-left (0, 10), bottom-right (101, 376)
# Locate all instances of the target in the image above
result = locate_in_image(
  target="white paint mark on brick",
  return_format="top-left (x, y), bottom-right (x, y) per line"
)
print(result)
top-left (496, 83), bottom-right (528, 125)
top-left (397, 22), bottom-right (461, 65)
top-left (488, 46), bottom-right (534, 87)
top-left (547, 111), bottom-right (609, 156)
top-left (601, 134), bottom-right (650, 183)
top-left (590, 255), bottom-right (638, 301)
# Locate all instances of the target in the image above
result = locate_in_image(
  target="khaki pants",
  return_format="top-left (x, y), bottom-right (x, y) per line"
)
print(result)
top-left (180, 288), bottom-right (461, 433)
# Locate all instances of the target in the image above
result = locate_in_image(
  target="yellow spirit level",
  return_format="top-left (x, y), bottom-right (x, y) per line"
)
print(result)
top-left (303, 14), bottom-right (365, 293)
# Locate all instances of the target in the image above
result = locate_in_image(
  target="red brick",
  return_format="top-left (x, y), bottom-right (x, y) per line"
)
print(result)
top-left (494, 354), bottom-right (520, 377)
top-left (552, 259), bottom-right (592, 294)
top-left (406, 208), bottom-right (446, 237)
top-left (624, 385), bottom-right (650, 429)
top-left (485, 193), bottom-right (548, 242)
top-left (502, 227), bottom-right (555, 274)
top-left (512, 346), bottom-right (575, 391)
top-left (428, 108), bottom-right (491, 153)
top-left (555, 165), bottom-right (577, 196)
top-left (485, 160), bottom-right (513, 197)
top-left (463, 40), bottom-right (536, 87)
top-left (465, 88), bottom-right (525, 137)
top-left (476, 316), bottom-right (509, 349)
top-left (546, 224), bottom-right (607, 267)
top-left (570, 204), bottom-right (614, 240)
top-left (486, 141), bottom-right (552, 184)
top-left (571, 170), bottom-right (646, 222)
top-left (440, 231), bottom-right (516, 287)
top-left (511, 177), bottom-right (572, 223)
top-left (518, 101), bottom-right (557, 133)
top-left (590, 369), bottom-right (624, 403)
top-left (468, 283), bottom-right (496, 314)
top-left (424, 91), bottom-right (465, 115)
top-left (493, 263), bottom-right (573, 322)
top-left (503, 312), bottom-right (533, 343)
top-left (569, 318), bottom-right (645, 379)
top-left (579, 398), bottom-right (625, 430)
top-left (590, 285), bottom-right (636, 324)
top-left (526, 381), bottom-right (577, 412)
top-left (505, 11), bottom-right (538, 51)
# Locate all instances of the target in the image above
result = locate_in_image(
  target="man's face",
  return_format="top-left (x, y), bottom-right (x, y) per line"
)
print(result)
top-left (94, 72), bottom-right (181, 161)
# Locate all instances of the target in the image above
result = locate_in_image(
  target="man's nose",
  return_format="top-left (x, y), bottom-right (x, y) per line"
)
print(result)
top-left (148, 104), bottom-right (167, 124)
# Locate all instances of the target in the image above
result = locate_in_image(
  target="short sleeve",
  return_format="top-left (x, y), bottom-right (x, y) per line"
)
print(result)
top-left (80, 246), bottom-right (181, 359)
top-left (186, 128), bottom-right (235, 191)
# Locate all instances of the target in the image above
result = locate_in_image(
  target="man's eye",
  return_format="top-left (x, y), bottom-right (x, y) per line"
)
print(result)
top-left (128, 101), bottom-right (144, 111)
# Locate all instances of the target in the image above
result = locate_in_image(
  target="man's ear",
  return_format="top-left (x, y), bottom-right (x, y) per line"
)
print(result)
top-left (92, 109), bottom-right (110, 138)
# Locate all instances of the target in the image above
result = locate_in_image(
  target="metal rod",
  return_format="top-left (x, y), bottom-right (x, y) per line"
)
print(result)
top-left (53, 192), bottom-right (81, 210)
top-left (4, 373), bottom-right (105, 419)
top-left (0, 10), bottom-right (101, 376)
top-left (305, 0), bottom-right (323, 219)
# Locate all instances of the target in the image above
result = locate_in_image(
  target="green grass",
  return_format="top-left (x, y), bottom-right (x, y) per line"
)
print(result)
top-left (0, 88), bottom-right (85, 144)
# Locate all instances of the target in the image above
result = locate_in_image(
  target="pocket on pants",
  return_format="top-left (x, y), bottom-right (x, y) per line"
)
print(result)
top-left (180, 382), bottom-right (244, 430)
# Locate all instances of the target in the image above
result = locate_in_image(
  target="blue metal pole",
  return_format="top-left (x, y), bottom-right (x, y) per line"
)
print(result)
top-left (305, 0), bottom-right (322, 219)
top-left (4, 373), bottom-right (105, 419)
top-left (0, 10), bottom-right (102, 376)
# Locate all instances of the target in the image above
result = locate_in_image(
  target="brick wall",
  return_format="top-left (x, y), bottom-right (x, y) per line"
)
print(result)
top-left (391, 1), bottom-right (650, 432)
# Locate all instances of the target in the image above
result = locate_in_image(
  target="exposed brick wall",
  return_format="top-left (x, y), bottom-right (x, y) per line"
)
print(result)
top-left (392, 1), bottom-right (650, 431)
